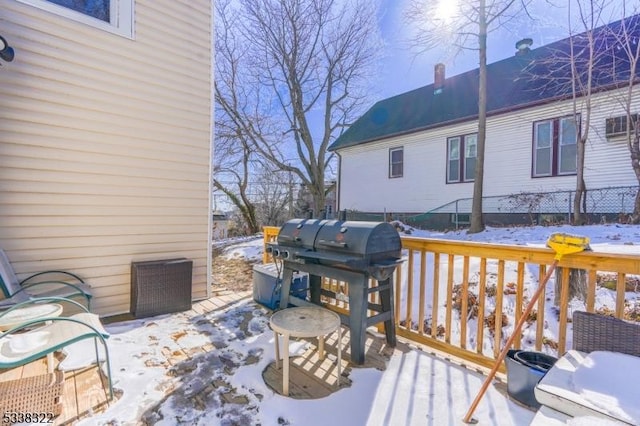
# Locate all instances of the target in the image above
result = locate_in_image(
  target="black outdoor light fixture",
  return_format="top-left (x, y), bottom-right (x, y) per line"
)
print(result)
top-left (0, 35), bottom-right (15, 63)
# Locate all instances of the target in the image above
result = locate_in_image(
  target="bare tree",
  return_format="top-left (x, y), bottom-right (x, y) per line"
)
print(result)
top-left (214, 1), bottom-right (261, 234)
top-left (565, 1), bottom-right (599, 225)
top-left (215, 0), bottom-right (380, 219)
top-left (558, 0), bottom-right (613, 225)
top-left (212, 136), bottom-right (260, 234)
top-left (405, 0), bottom-right (531, 233)
top-left (610, 3), bottom-right (640, 222)
top-left (254, 167), bottom-right (293, 226)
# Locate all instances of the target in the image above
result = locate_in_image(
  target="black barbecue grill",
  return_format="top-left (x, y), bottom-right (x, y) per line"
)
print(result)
top-left (267, 219), bottom-right (402, 364)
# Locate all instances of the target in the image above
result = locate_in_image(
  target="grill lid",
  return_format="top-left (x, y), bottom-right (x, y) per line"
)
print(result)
top-left (313, 220), bottom-right (401, 259)
top-left (272, 219), bottom-right (401, 270)
top-left (276, 218), bottom-right (326, 248)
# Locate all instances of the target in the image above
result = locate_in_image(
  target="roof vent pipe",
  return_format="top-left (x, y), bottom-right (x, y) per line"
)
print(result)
top-left (434, 63), bottom-right (445, 94)
top-left (515, 38), bottom-right (533, 56)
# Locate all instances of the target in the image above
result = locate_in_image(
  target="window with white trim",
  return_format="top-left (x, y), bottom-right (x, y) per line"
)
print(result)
top-left (533, 116), bottom-right (578, 177)
top-left (447, 133), bottom-right (476, 183)
top-left (389, 147), bottom-right (403, 178)
top-left (17, 0), bottom-right (134, 38)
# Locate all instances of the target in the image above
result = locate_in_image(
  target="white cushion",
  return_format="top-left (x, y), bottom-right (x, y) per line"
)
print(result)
top-left (572, 351), bottom-right (640, 423)
top-left (535, 350), bottom-right (639, 424)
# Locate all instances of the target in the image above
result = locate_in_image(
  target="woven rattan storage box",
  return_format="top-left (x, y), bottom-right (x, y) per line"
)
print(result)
top-left (131, 258), bottom-right (193, 318)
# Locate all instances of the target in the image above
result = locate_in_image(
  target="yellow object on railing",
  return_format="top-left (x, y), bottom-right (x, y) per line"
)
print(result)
top-left (262, 226), bottom-right (280, 264)
top-left (262, 226), bottom-right (640, 373)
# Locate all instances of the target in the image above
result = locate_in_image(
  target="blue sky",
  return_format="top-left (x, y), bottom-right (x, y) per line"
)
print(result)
top-left (374, 0), bottom-right (627, 100)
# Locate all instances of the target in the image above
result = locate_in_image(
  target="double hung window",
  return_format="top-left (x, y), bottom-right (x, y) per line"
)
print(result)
top-left (533, 116), bottom-right (578, 177)
top-left (447, 134), bottom-right (477, 183)
top-left (389, 147), bottom-right (403, 178)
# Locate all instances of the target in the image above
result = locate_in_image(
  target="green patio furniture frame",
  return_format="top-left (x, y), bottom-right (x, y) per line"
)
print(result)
top-left (0, 249), bottom-right (93, 309)
top-left (0, 298), bottom-right (113, 400)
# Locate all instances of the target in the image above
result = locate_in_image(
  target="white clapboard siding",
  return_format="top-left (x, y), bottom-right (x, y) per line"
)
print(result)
top-left (338, 86), bottom-right (640, 214)
top-left (0, 0), bottom-right (213, 315)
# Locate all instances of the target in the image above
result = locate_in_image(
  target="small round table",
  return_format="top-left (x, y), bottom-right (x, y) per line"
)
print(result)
top-left (0, 303), bottom-right (64, 372)
top-left (269, 306), bottom-right (342, 396)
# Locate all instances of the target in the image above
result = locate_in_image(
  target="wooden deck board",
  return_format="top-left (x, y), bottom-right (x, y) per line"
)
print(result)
top-left (262, 328), bottom-right (405, 399)
top-left (59, 372), bottom-right (78, 424)
top-left (0, 363), bottom-right (25, 381)
top-left (0, 360), bottom-right (115, 425)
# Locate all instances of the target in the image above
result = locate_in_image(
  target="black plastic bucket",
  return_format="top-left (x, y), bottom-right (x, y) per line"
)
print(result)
top-left (505, 349), bottom-right (558, 409)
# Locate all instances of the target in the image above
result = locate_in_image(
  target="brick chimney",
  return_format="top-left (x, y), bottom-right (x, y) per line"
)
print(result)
top-left (434, 63), bottom-right (445, 94)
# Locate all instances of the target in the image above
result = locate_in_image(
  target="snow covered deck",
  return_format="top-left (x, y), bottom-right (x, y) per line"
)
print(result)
top-left (0, 288), bottom-right (535, 425)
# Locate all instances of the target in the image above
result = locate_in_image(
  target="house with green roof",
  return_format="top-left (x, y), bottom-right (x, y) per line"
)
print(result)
top-left (329, 16), bottom-right (640, 228)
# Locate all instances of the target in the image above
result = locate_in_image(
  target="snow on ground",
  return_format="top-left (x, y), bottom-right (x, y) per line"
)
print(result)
top-left (80, 224), bottom-right (640, 425)
top-left (409, 223), bottom-right (640, 251)
top-left (218, 236), bottom-right (265, 262)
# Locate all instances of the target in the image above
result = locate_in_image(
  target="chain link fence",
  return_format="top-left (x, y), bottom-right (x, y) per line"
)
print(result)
top-left (346, 185), bottom-right (639, 230)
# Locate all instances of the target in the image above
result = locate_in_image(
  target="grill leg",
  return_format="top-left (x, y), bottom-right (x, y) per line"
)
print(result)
top-left (274, 331), bottom-right (281, 369)
top-left (318, 335), bottom-right (325, 360)
top-left (347, 275), bottom-right (369, 365)
top-left (309, 274), bottom-right (322, 304)
top-left (379, 276), bottom-right (397, 347)
top-left (279, 268), bottom-right (294, 309)
top-left (283, 333), bottom-right (290, 396)
top-left (337, 326), bottom-right (341, 386)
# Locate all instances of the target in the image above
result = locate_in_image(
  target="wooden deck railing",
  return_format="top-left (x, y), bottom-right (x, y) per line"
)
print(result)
top-left (262, 227), bottom-right (640, 371)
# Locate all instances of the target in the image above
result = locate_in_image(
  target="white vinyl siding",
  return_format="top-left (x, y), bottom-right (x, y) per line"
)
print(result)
top-left (0, 0), bottom-right (212, 316)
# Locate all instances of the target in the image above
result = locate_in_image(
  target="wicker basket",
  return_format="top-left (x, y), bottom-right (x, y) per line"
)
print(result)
top-left (0, 371), bottom-right (64, 417)
top-left (131, 258), bottom-right (193, 318)
top-left (573, 310), bottom-right (640, 356)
